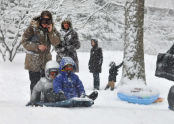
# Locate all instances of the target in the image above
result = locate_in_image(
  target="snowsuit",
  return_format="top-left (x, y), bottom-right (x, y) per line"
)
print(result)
top-left (88, 39), bottom-right (103, 90)
top-left (105, 62), bottom-right (123, 90)
top-left (55, 20), bottom-right (80, 72)
top-left (30, 60), bottom-right (59, 103)
top-left (109, 62), bottom-right (123, 82)
top-left (30, 77), bottom-right (53, 102)
top-left (21, 17), bottom-right (60, 93)
top-left (53, 57), bottom-right (85, 100)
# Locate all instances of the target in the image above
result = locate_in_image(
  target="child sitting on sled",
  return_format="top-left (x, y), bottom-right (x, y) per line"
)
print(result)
top-left (26, 57), bottom-right (98, 106)
top-left (26, 60), bottom-right (59, 106)
top-left (53, 57), bottom-right (98, 101)
top-left (105, 61), bottom-right (123, 91)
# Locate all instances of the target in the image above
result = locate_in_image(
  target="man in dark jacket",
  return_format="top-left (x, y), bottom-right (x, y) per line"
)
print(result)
top-left (55, 20), bottom-right (80, 72)
top-left (88, 39), bottom-right (103, 90)
top-left (105, 61), bottom-right (123, 91)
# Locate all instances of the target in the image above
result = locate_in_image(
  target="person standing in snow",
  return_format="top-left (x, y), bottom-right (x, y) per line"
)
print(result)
top-left (88, 39), bottom-right (103, 90)
top-left (21, 10), bottom-right (60, 94)
top-left (55, 20), bottom-right (80, 72)
top-left (26, 60), bottom-right (59, 105)
top-left (104, 61), bottom-right (123, 91)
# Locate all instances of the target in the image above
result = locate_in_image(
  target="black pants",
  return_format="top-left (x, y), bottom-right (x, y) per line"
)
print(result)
top-left (93, 73), bottom-right (100, 90)
top-left (45, 89), bottom-right (66, 102)
top-left (29, 70), bottom-right (45, 94)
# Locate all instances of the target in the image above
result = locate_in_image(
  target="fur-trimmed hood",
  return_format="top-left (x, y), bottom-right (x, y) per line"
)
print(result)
top-left (61, 20), bottom-right (72, 30)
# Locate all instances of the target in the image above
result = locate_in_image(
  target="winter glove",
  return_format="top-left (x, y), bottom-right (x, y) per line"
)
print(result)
top-left (66, 45), bottom-right (75, 52)
top-left (58, 91), bottom-right (66, 101)
top-left (60, 36), bottom-right (64, 42)
top-left (56, 47), bottom-right (65, 53)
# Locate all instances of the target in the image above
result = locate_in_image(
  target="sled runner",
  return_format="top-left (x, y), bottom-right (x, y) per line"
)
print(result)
top-left (27, 97), bottom-right (94, 107)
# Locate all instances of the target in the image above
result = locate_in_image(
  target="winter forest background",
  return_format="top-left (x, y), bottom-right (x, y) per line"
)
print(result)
top-left (1, 0), bottom-right (174, 62)
top-left (1, 0), bottom-right (174, 124)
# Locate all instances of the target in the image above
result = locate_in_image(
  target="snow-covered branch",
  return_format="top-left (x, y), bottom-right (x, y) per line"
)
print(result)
top-left (82, 1), bottom-right (124, 28)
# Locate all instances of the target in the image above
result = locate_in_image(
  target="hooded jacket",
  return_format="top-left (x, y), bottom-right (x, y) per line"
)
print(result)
top-left (88, 39), bottom-right (103, 73)
top-left (55, 20), bottom-right (80, 72)
top-left (21, 17), bottom-right (60, 72)
top-left (53, 57), bottom-right (85, 99)
top-left (30, 60), bottom-right (59, 102)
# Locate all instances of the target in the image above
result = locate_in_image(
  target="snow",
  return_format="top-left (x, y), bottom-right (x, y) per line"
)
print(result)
top-left (0, 51), bottom-right (174, 124)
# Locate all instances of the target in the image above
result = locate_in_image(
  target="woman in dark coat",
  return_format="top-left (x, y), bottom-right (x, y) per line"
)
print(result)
top-left (88, 39), bottom-right (103, 90)
top-left (55, 20), bottom-right (80, 72)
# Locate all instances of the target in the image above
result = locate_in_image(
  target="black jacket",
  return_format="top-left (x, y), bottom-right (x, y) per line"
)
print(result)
top-left (109, 62), bottom-right (123, 82)
top-left (88, 45), bottom-right (103, 73)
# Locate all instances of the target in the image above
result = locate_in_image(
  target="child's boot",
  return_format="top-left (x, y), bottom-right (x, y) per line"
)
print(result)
top-left (104, 84), bottom-right (110, 90)
top-left (105, 81), bottom-right (112, 90)
top-left (110, 81), bottom-right (115, 91)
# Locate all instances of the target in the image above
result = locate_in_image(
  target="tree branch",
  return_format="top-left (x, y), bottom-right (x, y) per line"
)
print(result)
top-left (82, 2), bottom-right (124, 28)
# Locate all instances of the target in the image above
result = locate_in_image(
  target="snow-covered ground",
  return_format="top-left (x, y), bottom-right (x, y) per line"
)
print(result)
top-left (0, 51), bottom-right (174, 124)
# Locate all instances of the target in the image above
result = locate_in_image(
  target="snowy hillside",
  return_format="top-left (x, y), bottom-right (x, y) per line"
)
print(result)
top-left (1, 0), bottom-right (174, 56)
top-left (0, 51), bottom-right (174, 124)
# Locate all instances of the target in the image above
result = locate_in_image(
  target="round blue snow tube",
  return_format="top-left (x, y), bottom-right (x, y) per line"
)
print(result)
top-left (117, 92), bottom-right (159, 105)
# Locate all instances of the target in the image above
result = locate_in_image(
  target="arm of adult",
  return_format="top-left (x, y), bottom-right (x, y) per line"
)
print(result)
top-left (66, 31), bottom-right (80, 51)
top-left (21, 26), bottom-right (40, 53)
top-left (48, 25), bottom-right (61, 47)
top-left (98, 48), bottom-right (103, 66)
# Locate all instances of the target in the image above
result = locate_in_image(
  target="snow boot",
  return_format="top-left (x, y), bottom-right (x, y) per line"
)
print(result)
top-left (87, 91), bottom-right (98, 100)
top-left (110, 81), bottom-right (115, 91)
top-left (104, 84), bottom-right (110, 90)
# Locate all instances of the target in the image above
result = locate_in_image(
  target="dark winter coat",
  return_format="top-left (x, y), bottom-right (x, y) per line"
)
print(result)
top-left (55, 21), bottom-right (80, 72)
top-left (88, 42), bottom-right (103, 73)
top-left (21, 19), bottom-right (60, 72)
top-left (109, 62), bottom-right (123, 82)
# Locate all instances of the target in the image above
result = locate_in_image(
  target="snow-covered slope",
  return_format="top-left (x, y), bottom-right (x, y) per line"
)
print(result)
top-left (0, 51), bottom-right (174, 124)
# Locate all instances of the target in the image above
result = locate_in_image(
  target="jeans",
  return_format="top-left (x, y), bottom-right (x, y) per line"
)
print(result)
top-left (93, 73), bottom-right (100, 90)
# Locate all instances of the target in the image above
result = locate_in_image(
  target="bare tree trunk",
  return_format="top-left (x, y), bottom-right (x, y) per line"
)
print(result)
top-left (120, 0), bottom-right (146, 85)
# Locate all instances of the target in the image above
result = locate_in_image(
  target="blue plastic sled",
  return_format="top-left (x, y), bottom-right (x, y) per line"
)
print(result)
top-left (31, 98), bottom-right (94, 107)
top-left (117, 92), bottom-right (159, 105)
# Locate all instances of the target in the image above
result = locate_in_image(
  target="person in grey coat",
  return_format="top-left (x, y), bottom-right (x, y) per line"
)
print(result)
top-left (55, 20), bottom-right (80, 72)
top-left (28, 60), bottom-right (59, 104)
